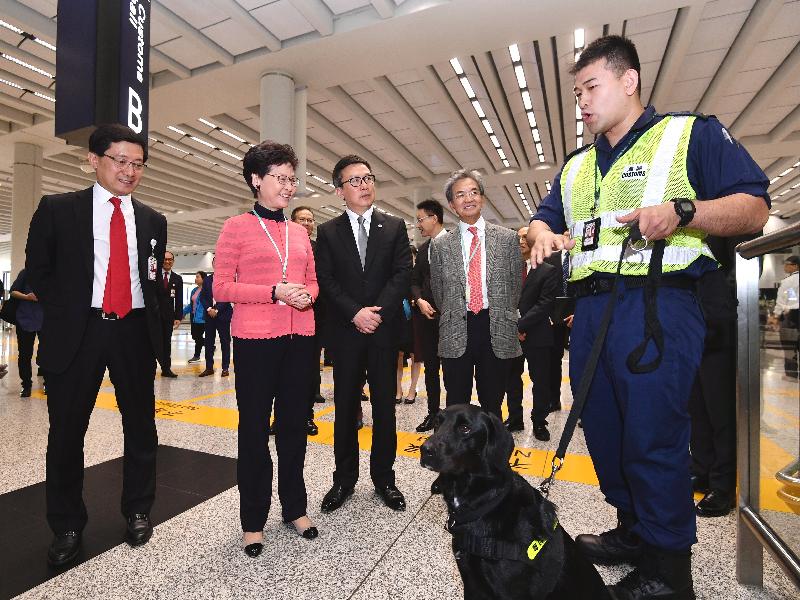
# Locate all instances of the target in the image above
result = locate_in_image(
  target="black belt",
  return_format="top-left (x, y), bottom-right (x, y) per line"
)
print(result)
top-left (89, 307), bottom-right (146, 320)
top-left (569, 275), bottom-right (696, 298)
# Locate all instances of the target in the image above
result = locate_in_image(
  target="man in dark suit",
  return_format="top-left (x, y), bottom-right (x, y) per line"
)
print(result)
top-left (507, 226), bottom-right (559, 441)
top-left (198, 258), bottom-right (232, 377)
top-left (25, 124), bottom-right (166, 567)
top-left (157, 251), bottom-right (183, 377)
top-left (410, 198), bottom-right (446, 433)
top-left (315, 155), bottom-right (412, 514)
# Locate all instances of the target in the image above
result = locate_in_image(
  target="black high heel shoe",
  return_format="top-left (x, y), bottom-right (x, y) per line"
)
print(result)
top-left (287, 517), bottom-right (319, 540)
top-left (244, 542), bottom-right (263, 557)
top-left (403, 392), bottom-right (417, 405)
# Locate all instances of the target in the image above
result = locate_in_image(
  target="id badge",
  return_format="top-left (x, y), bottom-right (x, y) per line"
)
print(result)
top-left (581, 217), bottom-right (601, 251)
top-left (170, 288), bottom-right (176, 298)
top-left (147, 256), bottom-right (157, 281)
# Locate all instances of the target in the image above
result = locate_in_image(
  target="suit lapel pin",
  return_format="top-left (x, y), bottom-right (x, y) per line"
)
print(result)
top-left (377, 223), bottom-right (383, 228)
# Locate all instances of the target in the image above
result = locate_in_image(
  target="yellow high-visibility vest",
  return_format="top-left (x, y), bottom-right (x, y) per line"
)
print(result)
top-left (561, 115), bottom-right (715, 281)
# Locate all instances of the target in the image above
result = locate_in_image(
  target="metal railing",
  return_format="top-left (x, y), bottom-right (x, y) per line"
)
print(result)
top-left (735, 225), bottom-right (800, 590)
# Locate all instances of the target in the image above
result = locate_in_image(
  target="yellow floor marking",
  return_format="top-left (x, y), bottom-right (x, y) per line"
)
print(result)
top-left (27, 389), bottom-right (796, 514)
top-left (763, 403), bottom-right (800, 429)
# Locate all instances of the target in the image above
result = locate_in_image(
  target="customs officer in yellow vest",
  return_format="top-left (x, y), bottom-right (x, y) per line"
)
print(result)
top-left (528, 35), bottom-right (769, 600)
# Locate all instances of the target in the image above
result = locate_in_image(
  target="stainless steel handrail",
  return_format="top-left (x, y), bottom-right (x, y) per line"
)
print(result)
top-left (737, 222), bottom-right (800, 259)
top-left (736, 227), bottom-right (800, 590)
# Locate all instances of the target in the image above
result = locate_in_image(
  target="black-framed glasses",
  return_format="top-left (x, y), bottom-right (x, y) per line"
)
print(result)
top-left (103, 154), bottom-right (146, 171)
top-left (342, 174), bottom-right (376, 188)
top-left (264, 173), bottom-right (300, 187)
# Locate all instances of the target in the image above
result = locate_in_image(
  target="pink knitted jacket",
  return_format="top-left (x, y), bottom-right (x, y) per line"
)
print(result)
top-left (213, 212), bottom-right (318, 339)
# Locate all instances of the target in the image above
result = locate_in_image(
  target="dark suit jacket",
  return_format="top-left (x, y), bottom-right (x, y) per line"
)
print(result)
top-left (315, 210), bottom-right (411, 349)
top-left (198, 273), bottom-right (232, 322)
top-left (158, 270), bottom-right (184, 322)
top-left (310, 238), bottom-right (326, 331)
top-left (518, 261), bottom-right (559, 348)
top-left (411, 239), bottom-right (437, 310)
top-left (25, 186), bottom-right (167, 374)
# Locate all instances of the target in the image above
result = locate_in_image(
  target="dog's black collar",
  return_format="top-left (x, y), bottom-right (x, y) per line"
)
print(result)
top-left (446, 477), bottom-right (513, 531)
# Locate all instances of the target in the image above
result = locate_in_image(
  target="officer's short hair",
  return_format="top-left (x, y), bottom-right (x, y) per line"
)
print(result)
top-left (416, 199), bottom-right (444, 224)
top-left (785, 255), bottom-right (800, 266)
top-left (571, 35), bottom-right (641, 96)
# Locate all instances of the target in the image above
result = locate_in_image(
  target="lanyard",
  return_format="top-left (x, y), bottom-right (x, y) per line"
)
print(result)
top-left (591, 128), bottom-right (646, 217)
top-left (251, 210), bottom-right (289, 283)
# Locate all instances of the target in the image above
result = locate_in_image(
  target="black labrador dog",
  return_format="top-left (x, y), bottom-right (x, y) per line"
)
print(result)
top-left (420, 404), bottom-right (610, 600)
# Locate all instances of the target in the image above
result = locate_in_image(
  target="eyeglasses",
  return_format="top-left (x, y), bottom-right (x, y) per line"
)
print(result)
top-left (264, 173), bottom-right (300, 187)
top-left (103, 154), bottom-right (146, 171)
top-left (341, 174), bottom-right (376, 188)
top-left (294, 217), bottom-right (314, 224)
top-left (416, 214), bottom-right (435, 224)
top-left (453, 189), bottom-right (481, 200)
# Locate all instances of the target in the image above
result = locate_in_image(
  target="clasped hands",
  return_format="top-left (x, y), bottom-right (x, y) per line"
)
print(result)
top-left (353, 306), bottom-right (382, 334)
top-left (274, 282), bottom-right (313, 310)
top-left (530, 203), bottom-right (680, 266)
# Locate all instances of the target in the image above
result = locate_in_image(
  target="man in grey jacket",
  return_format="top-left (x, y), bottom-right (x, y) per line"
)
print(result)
top-left (430, 169), bottom-right (523, 418)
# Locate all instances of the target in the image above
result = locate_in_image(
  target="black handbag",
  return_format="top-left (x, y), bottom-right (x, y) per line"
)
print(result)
top-left (0, 296), bottom-right (19, 325)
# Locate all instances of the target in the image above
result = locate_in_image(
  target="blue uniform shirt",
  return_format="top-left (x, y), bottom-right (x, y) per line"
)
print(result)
top-left (532, 105), bottom-right (771, 277)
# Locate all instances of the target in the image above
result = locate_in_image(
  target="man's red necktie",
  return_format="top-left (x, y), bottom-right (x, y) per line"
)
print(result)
top-left (467, 226), bottom-right (483, 314)
top-left (101, 197), bottom-right (132, 318)
top-left (164, 271), bottom-right (169, 289)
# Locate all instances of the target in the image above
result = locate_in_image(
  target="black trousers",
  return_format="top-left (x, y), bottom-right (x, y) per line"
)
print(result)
top-left (441, 310), bottom-right (510, 419)
top-left (190, 322), bottom-right (204, 358)
top-left (689, 319), bottom-right (736, 493)
top-left (204, 318), bottom-right (231, 370)
top-left (331, 333), bottom-right (397, 489)
top-left (417, 316), bottom-right (441, 414)
top-left (505, 348), bottom-right (552, 425)
top-left (16, 327), bottom-right (37, 388)
top-left (46, 311), bottom-right (157, 534)
top-left (234, 335), bottom-right (313, 530)
top-left (158, 318), bottom-right (174, 373)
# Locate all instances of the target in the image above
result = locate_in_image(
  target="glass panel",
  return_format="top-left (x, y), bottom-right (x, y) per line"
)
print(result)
top-left (759, 248), bottom-right (800, 557)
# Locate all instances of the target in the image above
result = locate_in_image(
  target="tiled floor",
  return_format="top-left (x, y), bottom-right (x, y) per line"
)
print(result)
top-left (0, 328), bottom-right (797, 599)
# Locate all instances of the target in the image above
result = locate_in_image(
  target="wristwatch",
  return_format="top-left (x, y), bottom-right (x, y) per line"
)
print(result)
top-left (672, 198), bottom-right (695, 227)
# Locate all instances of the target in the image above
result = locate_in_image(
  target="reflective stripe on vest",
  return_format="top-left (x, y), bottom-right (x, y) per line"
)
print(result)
top-left (561, 115), bottom-right (715, 280)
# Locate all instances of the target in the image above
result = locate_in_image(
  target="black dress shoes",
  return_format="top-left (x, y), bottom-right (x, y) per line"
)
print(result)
top-left (375, 484), bottom-right (406, 511)
top-left (321, 484), bottom-right (354, 513)
top-left (360, 392), bottom-right (369, 402)
top-left (504, 416), bottom-right (524, 432)
top-left (533, 422), bottom-right (551, 442)
top-left (307, 419), bottom-right (319, 436)
top-left (696, 489), bottom-right (734, 517)
top-left (125, 513), bottom-right (153, 546)
top-left (690, 474), bottom-right (709, 494)
top-left (416, 412), bottom-right (438, 433)
top-left (244, 543), bottom-right (263, 558)
top-left (20, 387), bottom-right (32, 398)
top-left (161, 371), bottom-right (178, 378)
top-left (314, 394), bottom-right (326, 403)
top-left (47, 531), bottom-right (81, 567)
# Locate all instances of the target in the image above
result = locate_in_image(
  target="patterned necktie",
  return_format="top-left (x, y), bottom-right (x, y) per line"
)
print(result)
top-left (101, 197), bottom-right (132, 317)
top-left (467, 226), bottom-right (483, 314)
top-left (357, 215), bottom-right (368, 269)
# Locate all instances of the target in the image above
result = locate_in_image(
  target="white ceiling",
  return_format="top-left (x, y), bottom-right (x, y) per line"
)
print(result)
top-left (0, 0), bottom-right (799, 257)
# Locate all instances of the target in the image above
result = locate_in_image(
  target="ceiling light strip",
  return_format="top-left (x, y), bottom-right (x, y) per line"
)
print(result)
top-left (513, 183), bottom-right (533, 217)
top-left (450, 57), bottom-right (511, 168)
top-left (770, 159), bottom-right (800, 186)
top-left (508, 44), bottom-right (546, 164)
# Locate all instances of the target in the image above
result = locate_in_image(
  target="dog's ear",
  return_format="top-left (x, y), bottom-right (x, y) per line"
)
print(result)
top-left (478, 411), bottom-right (515, 471)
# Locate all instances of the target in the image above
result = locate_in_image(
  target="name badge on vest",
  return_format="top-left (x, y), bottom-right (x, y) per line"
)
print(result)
top-left (581, 218), bottom-right (600, 251)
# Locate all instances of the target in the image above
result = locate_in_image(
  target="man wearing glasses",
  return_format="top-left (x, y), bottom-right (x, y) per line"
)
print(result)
top-left (430, 169), bottom-right (523, 419)
top-left (315, 155), bottom-right (412, 514)
top-left (25, 123), bottom-right (168, 566)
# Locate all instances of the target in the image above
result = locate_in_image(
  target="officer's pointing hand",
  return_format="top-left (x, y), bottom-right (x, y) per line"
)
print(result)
top-left (617, 203), bottom-right (680, 242)
top-left (531, 230), bottom-right (575, 267)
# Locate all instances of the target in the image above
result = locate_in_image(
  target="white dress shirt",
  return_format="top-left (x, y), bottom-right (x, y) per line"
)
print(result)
top-left (91, 182), bottom-right (144, 309)
top-left (458, 216), bottom-right (488, 310)
top-left (345, 205), bottom-right (374, 258)
top-left (774, 271), bottom-right (799, 316)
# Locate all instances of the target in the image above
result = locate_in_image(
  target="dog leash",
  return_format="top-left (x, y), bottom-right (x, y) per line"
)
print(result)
top-left (539, 223), bottom-right (666, 498)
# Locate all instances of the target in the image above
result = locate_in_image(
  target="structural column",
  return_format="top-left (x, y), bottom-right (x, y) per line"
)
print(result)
top-left (11, 142), bottom-right (43, 277)
top-left (260, 72), bottom-right (308, 196)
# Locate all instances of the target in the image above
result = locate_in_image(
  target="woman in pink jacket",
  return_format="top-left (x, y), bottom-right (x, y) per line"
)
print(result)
top-left (213, 141), bottom-right (319, 558)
